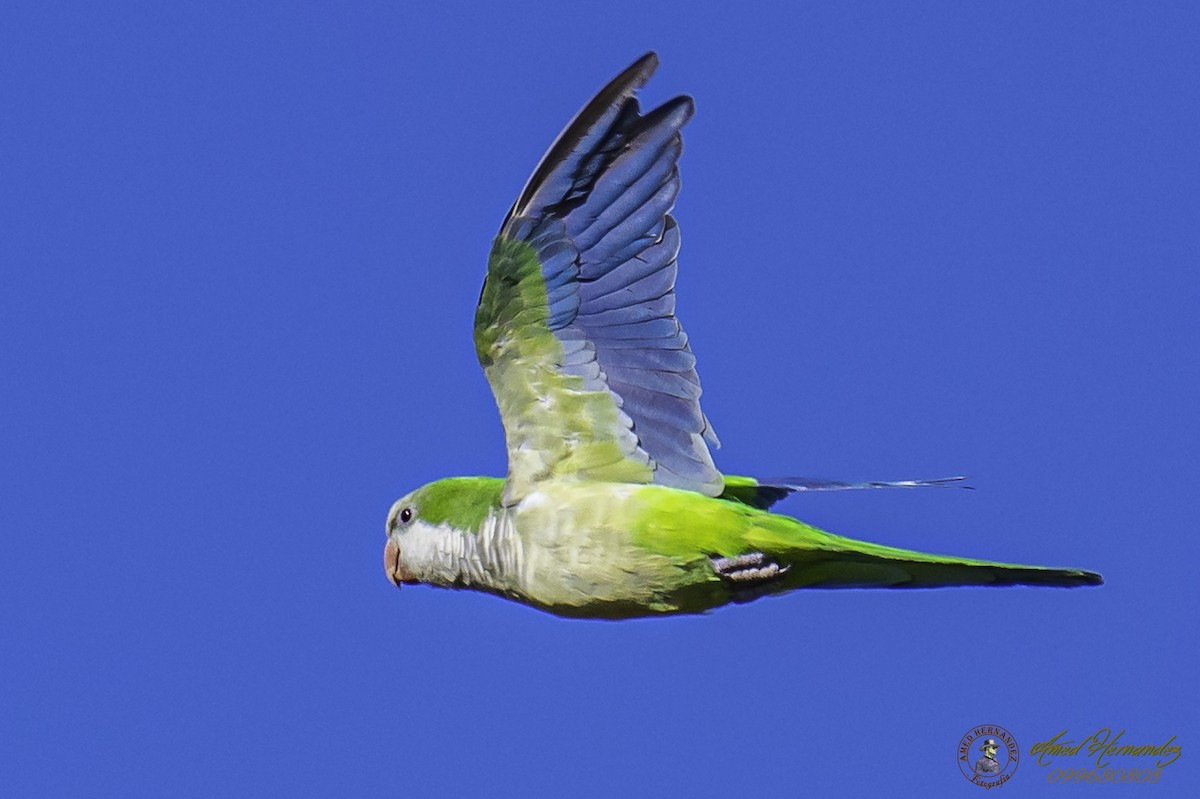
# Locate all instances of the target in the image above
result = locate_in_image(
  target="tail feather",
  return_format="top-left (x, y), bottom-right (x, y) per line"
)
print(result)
top-left (747, 517), bottom-right (1103, 590)
top-left (785, 553), bottom-right (1103, 590)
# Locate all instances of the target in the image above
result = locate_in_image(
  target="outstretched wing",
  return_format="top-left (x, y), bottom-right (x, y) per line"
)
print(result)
top-left (475, 53), bottom-right (721, 504)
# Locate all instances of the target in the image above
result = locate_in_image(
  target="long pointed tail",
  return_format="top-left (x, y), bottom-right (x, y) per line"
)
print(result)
top-left (786, 547), bottom-right (1103, 589)
top-left (753, 519), bottom-right (1102, 590)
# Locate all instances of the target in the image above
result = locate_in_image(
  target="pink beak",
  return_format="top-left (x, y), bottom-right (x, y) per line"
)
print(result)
top-left (384, 537), bottom-right (403, 588)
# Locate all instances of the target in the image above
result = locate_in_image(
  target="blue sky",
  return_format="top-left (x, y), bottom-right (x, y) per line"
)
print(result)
top-left (3, 2), bottom-right (1197, 795)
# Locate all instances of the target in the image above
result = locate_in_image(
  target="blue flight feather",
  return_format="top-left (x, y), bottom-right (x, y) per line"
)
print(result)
top-left (493, 53), bottom-right (723, 497)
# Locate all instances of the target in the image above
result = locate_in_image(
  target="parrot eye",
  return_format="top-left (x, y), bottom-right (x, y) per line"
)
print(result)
top-left (399, 507), bottom-right (413, 524)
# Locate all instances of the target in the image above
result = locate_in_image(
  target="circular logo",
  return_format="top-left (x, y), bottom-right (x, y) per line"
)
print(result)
top-left (958, 724), bottom-right (1019, 788)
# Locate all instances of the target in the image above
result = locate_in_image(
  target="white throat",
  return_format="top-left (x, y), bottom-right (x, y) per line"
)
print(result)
top-left (401, 511), bottom-right (520, 591)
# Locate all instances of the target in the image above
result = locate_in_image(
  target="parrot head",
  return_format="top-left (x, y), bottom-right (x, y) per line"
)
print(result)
top-left (383, 477), bottom-right (506, 589)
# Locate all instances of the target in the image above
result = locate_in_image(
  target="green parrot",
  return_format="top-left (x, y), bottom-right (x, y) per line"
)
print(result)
top-left (383, 53), bottom-right (1101, 619)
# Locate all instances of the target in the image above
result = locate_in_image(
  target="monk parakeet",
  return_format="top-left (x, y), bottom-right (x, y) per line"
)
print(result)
top-left (383, 53), bottom-right (1101, 618)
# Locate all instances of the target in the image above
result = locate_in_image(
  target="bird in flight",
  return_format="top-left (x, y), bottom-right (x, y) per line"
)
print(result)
top-left (383, 53), bottom-right (1101, 618)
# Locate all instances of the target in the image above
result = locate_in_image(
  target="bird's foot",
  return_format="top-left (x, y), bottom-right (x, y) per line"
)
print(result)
top-left (711, 552), bottom-right (791, 604)
top-left (711, 552), bottom-right (790, 583)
